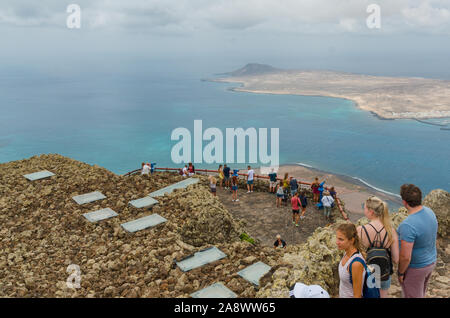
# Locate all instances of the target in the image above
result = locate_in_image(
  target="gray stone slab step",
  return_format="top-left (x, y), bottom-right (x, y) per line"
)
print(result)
top-left (129, 196), bottom-right (159, 208)
top-left (149, 178), bottom-right (199, 197)
top-left (121, 213), bottom-right (167, 233)
top-left (237, 261), bottom-right (271, 286)
top-left (24, 170), bottom-right (55, 181)
top-left (176, 246), bottom-right (227, 272)
top-left (190, 282), bottom-right (237, 298)
top-left (72, 191), bottom-right (106, 205)
top-left (83, 208), bottom-right (118, 222)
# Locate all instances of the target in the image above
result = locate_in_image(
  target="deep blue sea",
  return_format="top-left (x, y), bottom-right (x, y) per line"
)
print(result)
top-left (0, 64), bottom-right (449, 196)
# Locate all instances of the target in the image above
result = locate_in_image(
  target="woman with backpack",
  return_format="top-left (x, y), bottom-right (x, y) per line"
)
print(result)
top-left (276, 180), bottom-right (284, 208)
top-left (336, 223), bottom-right (380, 298)
top-left (357, 196), bottom-right (399, 298)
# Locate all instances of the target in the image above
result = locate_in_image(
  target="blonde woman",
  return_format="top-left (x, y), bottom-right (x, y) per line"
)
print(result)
top-left (218, 164), bottom-right (224, 188)
top-left (209, 176), bottom-right (217, 196)
top-left (357, 196), bottom-right (399, 298)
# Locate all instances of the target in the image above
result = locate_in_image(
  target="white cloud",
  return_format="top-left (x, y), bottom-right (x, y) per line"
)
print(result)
top-left (0, 0), bottom-right (448, 35)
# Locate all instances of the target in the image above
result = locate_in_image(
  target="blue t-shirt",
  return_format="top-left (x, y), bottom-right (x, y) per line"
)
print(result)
top-left (223, 167), bottom-right (230, 177)
top-left (290, 178), bottom-right (298, 190)
top-left (397, 206), bottom-right (438, 268)
top-left (269, 173), bottom-right (277, 182)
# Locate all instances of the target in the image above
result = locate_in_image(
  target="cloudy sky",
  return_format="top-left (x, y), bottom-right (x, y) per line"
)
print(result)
top-left (1, 0), bottom-right (449, 77)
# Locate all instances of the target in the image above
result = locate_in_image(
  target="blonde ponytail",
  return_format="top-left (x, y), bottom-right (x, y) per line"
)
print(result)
top-left (366, 196), bottom-right (394, 246)
top-left (380, 201), bottom-right (394, 246)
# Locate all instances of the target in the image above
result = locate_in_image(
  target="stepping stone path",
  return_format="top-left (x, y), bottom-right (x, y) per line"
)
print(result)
top-left (121, 213), bottom-right (167, 233)
top-left (176, 246), bottom-right (227, 272)
top-left (83, 208), bottom-right (118, 222)
top-left (23, 170), bottom-right (55, 181)
top-left (237, 261), bottom-right (271, 286)
top-left (149, 177), bottom-right (199, 197)
top-left (129, 196), bottom-right (159, 209)
top-left (72, 191), bottom-right (106, 205)
top-left (190, 282), bottom-right (237, 298)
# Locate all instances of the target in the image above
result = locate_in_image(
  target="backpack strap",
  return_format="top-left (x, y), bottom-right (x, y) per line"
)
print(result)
top-left (348, 257), bottom-right (368, 286)
top-left (361, 225), bottom-right (374, 247)
top-left (368, 224), bottom-right (387, 247)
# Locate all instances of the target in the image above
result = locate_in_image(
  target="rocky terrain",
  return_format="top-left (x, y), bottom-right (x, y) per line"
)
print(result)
top-left (0, 154), bottom-right (448, 298)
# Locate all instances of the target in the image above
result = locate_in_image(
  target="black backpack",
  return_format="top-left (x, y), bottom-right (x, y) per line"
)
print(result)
top-left (362, 224), bottom-right (393, 281)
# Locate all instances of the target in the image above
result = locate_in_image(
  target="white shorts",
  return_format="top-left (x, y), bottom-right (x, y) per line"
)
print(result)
top-left (270, 181), bottom-right (277, 187)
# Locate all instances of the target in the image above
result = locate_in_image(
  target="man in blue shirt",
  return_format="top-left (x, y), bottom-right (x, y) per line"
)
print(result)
top-left (397, 184), bottom-right (438, 298)
top-left (223, 164), bottom-right (231, 190)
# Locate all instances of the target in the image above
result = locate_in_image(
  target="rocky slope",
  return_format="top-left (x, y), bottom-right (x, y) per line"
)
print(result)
top-left (0, 154), bottom-right (448, 298)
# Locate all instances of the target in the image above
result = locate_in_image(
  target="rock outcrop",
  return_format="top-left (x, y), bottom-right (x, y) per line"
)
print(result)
top-left (423, 189), bottom-right (450, 238)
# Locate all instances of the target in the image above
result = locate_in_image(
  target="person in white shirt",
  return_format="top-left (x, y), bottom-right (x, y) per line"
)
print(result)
top-left (182, 165), bottom-right (188, 177)
top-left (141, 162), bottom-right (150, 175)
top-left (321, 191), bottom-right (335, 221)
top-left (246, 165), bottom-right (255, 193)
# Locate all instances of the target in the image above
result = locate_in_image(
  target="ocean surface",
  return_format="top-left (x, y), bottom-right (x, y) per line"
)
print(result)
top-left (0, 64), bottom-right (449, 196)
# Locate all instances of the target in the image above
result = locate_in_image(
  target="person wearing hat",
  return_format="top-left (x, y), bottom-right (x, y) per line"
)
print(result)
top-left (231, 170), bottom-right (239, 202)
top-left (289, 283), bottom-right (330, 298)
top-left (273, 234), bottom-right (286, 249)
top-left (321, 190), bottom-right (334, 222)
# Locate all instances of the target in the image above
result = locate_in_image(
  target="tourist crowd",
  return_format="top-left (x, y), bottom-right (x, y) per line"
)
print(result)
top-left (142, 163), bottom-right (439, 299)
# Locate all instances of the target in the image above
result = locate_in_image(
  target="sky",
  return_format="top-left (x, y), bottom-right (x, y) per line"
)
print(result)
top-left (1, 0), bottom-right (450, 78)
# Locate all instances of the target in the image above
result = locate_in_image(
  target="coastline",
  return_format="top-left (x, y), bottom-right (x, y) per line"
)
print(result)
top-left (210, 72), bottom-right (450, 120)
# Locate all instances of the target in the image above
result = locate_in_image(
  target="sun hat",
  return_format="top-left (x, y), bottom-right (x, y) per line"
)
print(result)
top-left (232, 169), bottom-right (239, 176)
top-left (289, 283), bottom-right (330, 298)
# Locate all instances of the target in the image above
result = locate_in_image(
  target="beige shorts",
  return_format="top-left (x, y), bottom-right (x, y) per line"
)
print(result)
top-left (270, 181), bottom-right (277, 188)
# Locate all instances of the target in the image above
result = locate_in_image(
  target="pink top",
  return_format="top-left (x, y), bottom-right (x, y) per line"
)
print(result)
top-left (291, 196), bottom-right (301, 210)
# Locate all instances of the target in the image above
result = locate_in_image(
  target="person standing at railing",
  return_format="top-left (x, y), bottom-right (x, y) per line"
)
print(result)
top-left (231, 171), bottom-right (239, 202)
top-left (246, 165), bottom-right (254, 193)
top-left (223, 164), bottom-right (231, 190)
top-left (141, 162), bottom-right (150, 175)
top-left (276, 180), bottom-right (284, 208)
top-left (218, 164), bottom-right (224, 188)
top-left (268, 168), bottom-right (277, 193)
top-left (311, 178), bottom-right (320, 203)
top-left (188, 162), bottom-right (195, 176)
top-left (290, 176), bottom-right (298, 197)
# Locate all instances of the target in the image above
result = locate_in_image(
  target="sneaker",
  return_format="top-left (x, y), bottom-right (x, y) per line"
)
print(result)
top-left (247, 191), bottom-right (251, 193)
top-left (300, 216), bottom-right (305, 220)
top-left (235, 199), bottom-right (239, 202)
top-left (295, 223), bottom-right (299, 227)
top-left (292, 221), bottom-right (295, 225)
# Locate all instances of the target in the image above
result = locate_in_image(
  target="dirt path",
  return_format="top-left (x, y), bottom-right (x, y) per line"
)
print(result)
top-left (216, 186), bottom-right (331, 247)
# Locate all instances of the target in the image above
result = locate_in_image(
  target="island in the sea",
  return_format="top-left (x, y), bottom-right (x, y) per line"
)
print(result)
top-left (212, 63), bottom-right (450, 120)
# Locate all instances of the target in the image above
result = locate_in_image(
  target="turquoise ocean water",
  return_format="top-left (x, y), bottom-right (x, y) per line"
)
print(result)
top-left (0, 65), bottom-right (449, 196)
